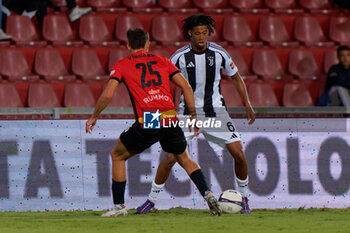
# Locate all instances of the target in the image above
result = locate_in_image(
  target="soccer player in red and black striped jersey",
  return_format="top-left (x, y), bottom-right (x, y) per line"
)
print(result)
top-left (86, 28), bottom-right (221, 216)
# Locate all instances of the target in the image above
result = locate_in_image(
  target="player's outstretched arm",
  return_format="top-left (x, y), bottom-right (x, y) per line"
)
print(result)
top-left (86, 79), bottom-right (120, 134)
top-left (231, 72), bottom-right (256, 125)
top-left (171, 73), bottom-right (199, 135)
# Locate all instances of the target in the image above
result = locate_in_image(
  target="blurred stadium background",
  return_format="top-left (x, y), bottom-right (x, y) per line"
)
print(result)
top-left (0, 1), bottom-right (350, 232)
top-left (0, 0), bottom-right (350, 111)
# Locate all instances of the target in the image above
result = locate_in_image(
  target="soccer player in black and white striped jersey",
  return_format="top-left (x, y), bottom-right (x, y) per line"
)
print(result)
top-left (137, 15), bottom-right (255, 214)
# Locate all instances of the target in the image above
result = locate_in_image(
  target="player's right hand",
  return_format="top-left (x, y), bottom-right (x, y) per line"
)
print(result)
top-left (86, 117), bottom-right (97, 134)
top-left (188, 116), bottom-right (200, 137)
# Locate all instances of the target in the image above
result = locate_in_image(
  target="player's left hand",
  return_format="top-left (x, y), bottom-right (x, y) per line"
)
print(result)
top-left (246, 105), bottom-right (255, 125)
top-left (86, 117), bottom-right (97, 134)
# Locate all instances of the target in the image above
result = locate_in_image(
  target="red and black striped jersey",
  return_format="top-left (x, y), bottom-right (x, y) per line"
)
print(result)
top-left (109, 50), bottom-right (180, 122)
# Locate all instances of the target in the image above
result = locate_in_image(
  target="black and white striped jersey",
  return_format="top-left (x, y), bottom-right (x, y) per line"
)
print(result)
top-left (170, 42), bottom-right (238, 117)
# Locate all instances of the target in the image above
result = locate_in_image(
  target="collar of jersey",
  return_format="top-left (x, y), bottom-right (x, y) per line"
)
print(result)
top-left (131, 50), bottom-right (146, 55)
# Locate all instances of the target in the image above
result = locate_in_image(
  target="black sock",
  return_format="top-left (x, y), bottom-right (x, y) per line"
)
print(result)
top-left (112, 180), bottom-right (126, 205)
top-left (189, 169), bottom-right (210, 197)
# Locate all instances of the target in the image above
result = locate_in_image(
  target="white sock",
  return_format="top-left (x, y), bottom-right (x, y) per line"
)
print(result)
top-left (148, 180), bottom-right (164, 203)
top-left (114, 204), bottom-right (125, 209)
top-left (236, 176), bottom-right (249, 197)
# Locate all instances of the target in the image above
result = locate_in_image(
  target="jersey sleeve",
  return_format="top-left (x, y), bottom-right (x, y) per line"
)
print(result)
top-left (166, 57), bottom-right (181, 80)
top-left (109, 62), bottom-right (123, 83)
top-left (223, 53), bottom-right (238, 77)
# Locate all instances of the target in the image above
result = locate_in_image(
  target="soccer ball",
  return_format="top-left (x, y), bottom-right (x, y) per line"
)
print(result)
top-left (218, 189), bottom-right (243, 214)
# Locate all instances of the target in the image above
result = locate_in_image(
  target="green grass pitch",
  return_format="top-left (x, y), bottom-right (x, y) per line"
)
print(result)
top-left (1, 208), bottom-right (350, 233)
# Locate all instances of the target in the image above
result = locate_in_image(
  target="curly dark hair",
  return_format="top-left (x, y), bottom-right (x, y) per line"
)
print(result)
top-left (182, 15), bottom-right (216, 40)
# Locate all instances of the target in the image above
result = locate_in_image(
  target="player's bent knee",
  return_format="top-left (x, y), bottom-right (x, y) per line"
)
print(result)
top-left (165, 153), bottom-right (177, 166)
top-left (234, 153), bottom-right (245, 164)
top-left (110, 150), bottom-right (122, 161)
top-left (232, 150), bottom-right (247, 166)
top-left (227, 143), bottom-right (246, 162)
top-left (174, 151), bottom-right (193, 166)
top-left (110, 138), bottom-right (133, 161)
top-left (110, 148), bottom-right (129, 161)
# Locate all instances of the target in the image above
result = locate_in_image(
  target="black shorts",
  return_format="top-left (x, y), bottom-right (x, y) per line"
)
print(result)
top-left (120, 123), bottom-right (187, 155)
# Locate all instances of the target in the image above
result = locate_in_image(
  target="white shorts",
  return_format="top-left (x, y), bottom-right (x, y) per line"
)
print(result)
top-left (178, 108), bottom-right (241, 151)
